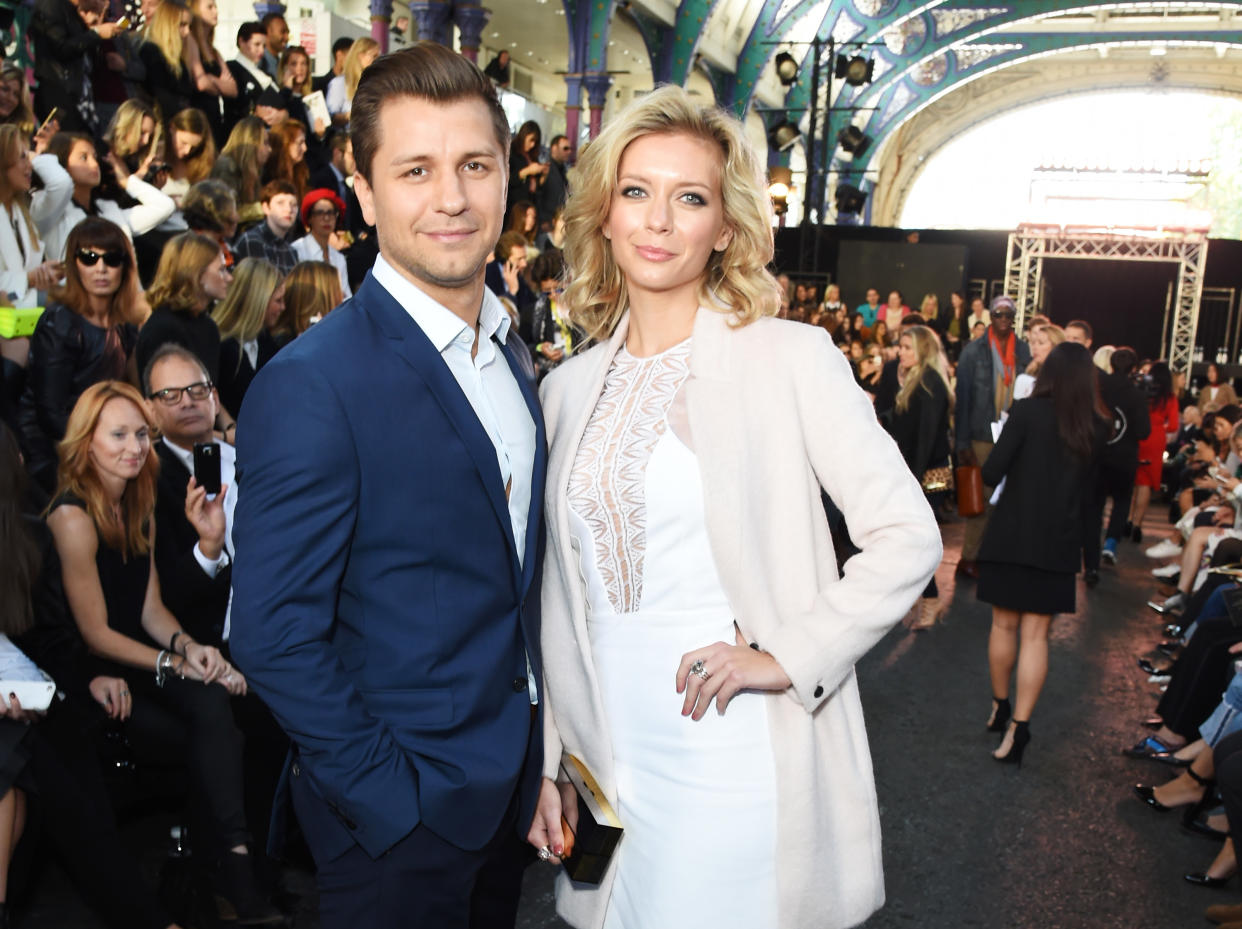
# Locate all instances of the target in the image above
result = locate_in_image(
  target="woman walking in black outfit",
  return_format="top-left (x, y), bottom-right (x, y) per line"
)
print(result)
top-left (980, 342), bottom-right (1108, 765)
top-left (885, 324), bottom-right (952, 629)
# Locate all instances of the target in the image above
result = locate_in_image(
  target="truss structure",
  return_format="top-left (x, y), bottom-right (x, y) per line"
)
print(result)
top-left (1004, 225), bottom-right (1209, 373)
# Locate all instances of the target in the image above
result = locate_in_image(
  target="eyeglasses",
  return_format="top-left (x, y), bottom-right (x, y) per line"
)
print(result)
top-left (309, 207), bottom-right (339, 219)
top-left (148, 381), bottom-right (213, 405)
top-left (992, 310), bottom-right (1015, 319)
top-left (76, 248), bottom-right (125, 268)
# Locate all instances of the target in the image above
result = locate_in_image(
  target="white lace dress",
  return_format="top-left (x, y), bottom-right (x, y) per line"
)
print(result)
top-left (567, 339), bottom-right (779, 929)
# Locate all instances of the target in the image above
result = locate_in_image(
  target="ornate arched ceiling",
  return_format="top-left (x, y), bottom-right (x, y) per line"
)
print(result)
top-left (450, 1), bottom-right (1242, 222)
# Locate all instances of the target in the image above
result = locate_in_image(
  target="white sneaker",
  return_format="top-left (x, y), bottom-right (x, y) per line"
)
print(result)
top-left (1151, 564), bottom-right (1181, 579)
top-left (1145, 539), bottom-right (1184, 559)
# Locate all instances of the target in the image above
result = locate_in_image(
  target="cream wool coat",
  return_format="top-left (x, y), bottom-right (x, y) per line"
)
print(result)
top-left (538, 306), bottom-right (943, 929)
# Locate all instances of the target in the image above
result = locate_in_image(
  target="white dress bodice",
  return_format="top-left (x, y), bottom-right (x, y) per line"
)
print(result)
top-left (567, 339), bottom-right (729, 619)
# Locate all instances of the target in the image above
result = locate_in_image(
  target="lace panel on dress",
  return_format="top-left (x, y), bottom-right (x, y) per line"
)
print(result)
top-left (568, 341), bottom-right (692, 615)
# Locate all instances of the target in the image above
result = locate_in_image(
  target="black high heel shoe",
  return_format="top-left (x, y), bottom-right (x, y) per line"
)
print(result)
top-left (986, 697), bottom-right (1011, 733)
top-left (994, 720), bottom-right (1030, 767)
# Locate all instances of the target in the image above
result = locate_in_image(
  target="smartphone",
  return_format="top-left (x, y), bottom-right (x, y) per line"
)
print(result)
top-left (37, 107), bottom-right (58, 134)
top-left (193, 442), bottom-right (221, 495)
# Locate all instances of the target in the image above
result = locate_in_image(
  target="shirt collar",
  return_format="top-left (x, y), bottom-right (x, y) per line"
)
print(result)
top-left (372, 253), bottom-right (511, 353)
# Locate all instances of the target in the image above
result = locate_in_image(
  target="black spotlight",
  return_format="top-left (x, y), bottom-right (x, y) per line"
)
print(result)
top-left (837, 125), bottom-right (871, 159)
top-left (835, 183), bottom-right (867, 215)
top-left (773, 50), bottom-right (799, 86)
top-left (834, 54), bottom-right (874, 86)
top-left (767, 119), bottom-right (801, 152)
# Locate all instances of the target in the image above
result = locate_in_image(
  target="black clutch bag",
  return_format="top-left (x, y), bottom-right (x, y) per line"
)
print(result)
top-left (560, 754), bottom-right (623, 885)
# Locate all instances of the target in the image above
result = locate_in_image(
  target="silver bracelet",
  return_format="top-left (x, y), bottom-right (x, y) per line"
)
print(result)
top-left (155, 649), bottom-right (169, 687)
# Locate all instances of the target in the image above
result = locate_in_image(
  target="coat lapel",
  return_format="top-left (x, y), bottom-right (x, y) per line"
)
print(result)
top-left (684, 307), bottom-right (746, 625)
top-left (359, 275), bottom-right (514, 566)
top-left (546, 315), bottom-right (630, 660)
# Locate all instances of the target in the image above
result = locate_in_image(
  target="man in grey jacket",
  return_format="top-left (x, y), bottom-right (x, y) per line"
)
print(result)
top-left (954, 295), bottom-right (1031, 577)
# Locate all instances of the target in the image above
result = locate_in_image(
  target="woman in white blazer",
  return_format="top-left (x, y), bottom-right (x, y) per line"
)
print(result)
top-left (0, 124), bottom-right (72, 308)
top-left (41, 132), bottom-right (176, 263)
top-left (526, 86), bottom-right (942, 929)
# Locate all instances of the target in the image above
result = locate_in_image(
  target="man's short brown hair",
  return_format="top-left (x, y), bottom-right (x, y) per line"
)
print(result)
top-left (260, 179), bottom-right (298, 203)
top-left (351, 41), bottom-right (510, 184)
top-left (496, 231), bottom-right (527, 262)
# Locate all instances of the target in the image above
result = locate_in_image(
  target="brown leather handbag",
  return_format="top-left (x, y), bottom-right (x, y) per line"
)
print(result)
top-left (955, 465), bottom-right (985, 517)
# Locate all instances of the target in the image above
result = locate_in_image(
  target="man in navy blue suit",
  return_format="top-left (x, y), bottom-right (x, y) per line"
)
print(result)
top-left (230, 42), bottom-right (546, 929)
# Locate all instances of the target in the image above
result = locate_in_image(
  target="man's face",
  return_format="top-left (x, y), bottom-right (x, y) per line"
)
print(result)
top-left (355, 95), bottom-right (507, 304)
top-left (255, 105), bottom-right (288, 127)
top-left (147, 355), bottom-right (217, 447)
top-left (266, 17), bottom-right (288, 53)
top-left (507, 245), bottom-right (527, 273)
top-left (550, 138), bottom-right (572, 164)
top-left (865, 288), bottom-right (878, 306)
top-left (1065, 324), bottom-right (1091, 349)
top-left (971, 298), bottom-right (985, 316)
top-left (990, 306), bottom-right (1014, 337)
top-left (264, 192), bottom-right (299, 236)
top-left (239, 33), bottom-right (266, 64)
top-left (341, 138), bottom-right (356, 176)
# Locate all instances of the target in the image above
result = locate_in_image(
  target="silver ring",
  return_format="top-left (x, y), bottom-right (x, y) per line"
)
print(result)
top-left (537, 845), bottom-right (552, 862)
top-left (690, 660), bottom-right (710, 682)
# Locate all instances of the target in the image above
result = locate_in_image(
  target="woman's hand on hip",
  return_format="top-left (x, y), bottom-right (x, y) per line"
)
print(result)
top-left (677, 628), bottom-right (791, 721)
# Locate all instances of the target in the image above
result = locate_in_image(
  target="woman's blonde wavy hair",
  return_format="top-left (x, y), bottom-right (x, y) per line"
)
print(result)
top-left (145, 231), bottom-right (222, 313)
top-left (144, 1), bottom-right (190, 79)
top-left (1026, 323), bottom-right (1065, 376)
top-left (213, 257), bottom-right (281, 344)
top-left (895, 325), bottom-right (953, 414)
top-left (561, 84), bottom-right (780, 342)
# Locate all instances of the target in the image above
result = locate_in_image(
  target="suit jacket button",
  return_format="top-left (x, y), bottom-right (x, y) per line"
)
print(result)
top-left (813, 685), bottom-right (824, 698)
top-left (513, 677), bottom-right (528, 693)
top-left (291, 761), bottom-right (300, 777)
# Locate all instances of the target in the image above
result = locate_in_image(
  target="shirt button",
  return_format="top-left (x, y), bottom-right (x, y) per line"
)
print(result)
top-left (291, 761), bottom-right (300, 776)
top-left (513, 677), bottom-right (528, 693)
top-left (813, 685), bottom-right (824, 698)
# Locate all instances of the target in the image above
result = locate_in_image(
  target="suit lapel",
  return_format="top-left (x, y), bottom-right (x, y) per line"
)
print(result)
top-left (497, 333), bottom-right (547, 596)
top-left (360, 275), bottom-right (514, 561)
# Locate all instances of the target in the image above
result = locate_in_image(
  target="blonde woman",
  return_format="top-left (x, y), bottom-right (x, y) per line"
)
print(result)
top-left (0, 66), bottom-right (36, 136)
top-left (527, 85), bottom-right (941, 929)
top-left (139, 1), bottom-right (194, 120)
top-left (212, 257), bottom-right (282, 417)
top-left (136, 231), bottom-right (232, 395)
top-left (1014, 322), bottom-right (1065, 401)
top-left (884, 324), bottom-right (953, 629)
top-left (104, 100), bottom-right (161, 178)
top-left (326, 36), bottom-right (378, 126)
top-left (270, 260), bottom-right (340, 348)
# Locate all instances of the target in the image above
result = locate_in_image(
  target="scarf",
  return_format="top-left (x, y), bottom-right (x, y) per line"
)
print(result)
top-left (233, 55), bottom-right (274, 90)
top-left (988, 327), bottom-right (1017, 419)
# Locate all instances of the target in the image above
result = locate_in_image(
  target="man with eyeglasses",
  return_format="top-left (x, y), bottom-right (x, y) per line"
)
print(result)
top-left (954, 295), bottom-right (1032, 579)
top-left (141, 342), bottom-right (286, 922)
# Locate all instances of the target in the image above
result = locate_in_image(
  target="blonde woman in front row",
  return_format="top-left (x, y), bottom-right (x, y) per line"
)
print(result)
top-left (527, 85), bottom-right (942, 929)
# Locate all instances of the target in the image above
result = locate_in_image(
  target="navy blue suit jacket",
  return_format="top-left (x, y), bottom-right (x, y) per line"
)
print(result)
top-left (230, 271), bottom-right (547, 861)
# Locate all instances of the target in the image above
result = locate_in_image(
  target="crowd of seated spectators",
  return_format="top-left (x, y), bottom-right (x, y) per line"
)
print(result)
top-left (0, 6), bottom-right (408, 922)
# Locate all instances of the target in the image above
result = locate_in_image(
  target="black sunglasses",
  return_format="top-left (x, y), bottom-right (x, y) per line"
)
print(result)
top-left (76, 248), bottom-right (125, 268)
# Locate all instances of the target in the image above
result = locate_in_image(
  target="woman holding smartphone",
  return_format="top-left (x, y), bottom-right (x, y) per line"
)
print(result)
top-left (527, 85), bottom-right (940, 929)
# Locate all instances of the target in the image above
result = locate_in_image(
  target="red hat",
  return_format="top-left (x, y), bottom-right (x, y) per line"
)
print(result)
top-left (300, 188), bottom-right (346, 224)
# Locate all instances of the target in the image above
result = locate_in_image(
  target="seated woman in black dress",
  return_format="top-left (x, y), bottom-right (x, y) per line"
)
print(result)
top-left (45, 381), bottom-right (279, 924)
top-left (0, 423), bottom-right (185, 929)
top-left (210, 257), bottom-right (283, 421)
top-left (17, 218), bottom-right (145, 492)
top-left (979, 342), bottom-right (1108, 765)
